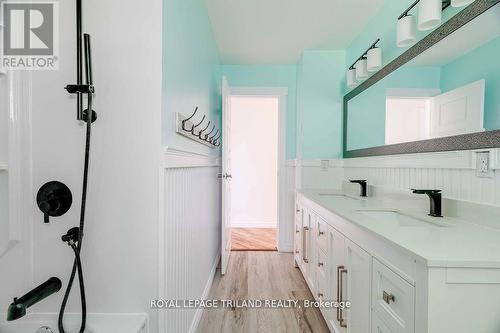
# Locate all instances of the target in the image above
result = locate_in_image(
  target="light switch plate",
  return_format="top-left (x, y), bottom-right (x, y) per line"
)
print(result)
top-left (476, 151), bottom-right (494, 178)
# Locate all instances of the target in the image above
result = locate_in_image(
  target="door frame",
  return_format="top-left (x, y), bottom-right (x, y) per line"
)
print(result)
top-left (229, 86), bottom-right (288, 252)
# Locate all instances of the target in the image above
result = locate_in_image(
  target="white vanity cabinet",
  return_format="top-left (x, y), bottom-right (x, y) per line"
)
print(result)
top-left (344, 240), bottom-right (371, 333)
top-left (294, 203), bottom-right (303, 267)
top-left (295, 197), bottom-right (371, 333)
top-left (295, 203), bottom-right (314, 293)
top-left (324, 223), bottom-right (371, 333)
top-left (295, 195), bottom-right (412, 333)
top-left (295, 192), bottom-right (500, 333)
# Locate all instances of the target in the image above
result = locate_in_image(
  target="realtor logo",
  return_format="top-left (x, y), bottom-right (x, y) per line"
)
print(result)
top-left (1, 1), bottom-right (59, 70)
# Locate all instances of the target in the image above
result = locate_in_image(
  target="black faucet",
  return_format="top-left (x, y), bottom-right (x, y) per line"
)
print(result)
top-left (350, 180), bottom-right (367, 197)
top-left (411, 189), bottom-right (443, 217)
top-left (7, 277), bottom-right (62, 321)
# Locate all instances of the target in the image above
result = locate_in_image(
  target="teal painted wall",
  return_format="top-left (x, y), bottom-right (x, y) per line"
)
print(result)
top-left (163, 0), bottom-right (221, 154)
top-left (441, 36), bottom-right (500, 131)
top-left (297, 50), bottom-right (346, 159)
top-left (222, 65), bottom-right (297, 159)
top-left (347, 67), bottom-right (441, 150)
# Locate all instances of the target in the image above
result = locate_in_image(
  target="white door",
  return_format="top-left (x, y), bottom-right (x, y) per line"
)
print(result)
top-left (221, 76), bottom-right (232, 275)
top-left (430, 79), bottom-right (485, 138)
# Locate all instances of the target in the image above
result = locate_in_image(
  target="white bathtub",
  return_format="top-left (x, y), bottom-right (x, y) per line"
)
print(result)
top-left (0, 313), bottom-right (148, 333)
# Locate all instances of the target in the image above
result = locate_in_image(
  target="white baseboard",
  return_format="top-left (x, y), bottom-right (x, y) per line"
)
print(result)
top-left (188, 251), bottom-right (220, 333)
top-left (231, 221), bottom-right (277, 228)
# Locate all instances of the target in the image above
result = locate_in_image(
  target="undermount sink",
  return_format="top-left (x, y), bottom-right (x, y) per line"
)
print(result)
top-left (318, 193), bottom-right (361, 200)
top-left (357, 210), bottom-right (450, 228)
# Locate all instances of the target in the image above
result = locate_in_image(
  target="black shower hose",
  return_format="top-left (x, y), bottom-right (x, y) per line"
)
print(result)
top-left (58, 117), bottom-right (92, 333)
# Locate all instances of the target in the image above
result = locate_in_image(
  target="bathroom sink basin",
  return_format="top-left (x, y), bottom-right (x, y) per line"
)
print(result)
top-left (318, 193), bottom-right (360, 201)
top-left (357, 210), bottom-right (449, 228)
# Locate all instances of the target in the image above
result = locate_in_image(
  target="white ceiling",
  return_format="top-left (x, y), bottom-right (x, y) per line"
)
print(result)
top-left (203, 0), bottom-right (384, 65)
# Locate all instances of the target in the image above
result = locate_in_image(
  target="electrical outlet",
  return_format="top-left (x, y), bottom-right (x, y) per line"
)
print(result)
top-left (476, 151), bottom-right (494, 178)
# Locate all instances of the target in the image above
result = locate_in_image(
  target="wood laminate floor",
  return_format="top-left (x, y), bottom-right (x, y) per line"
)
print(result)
top-left (197, 252), bottom-right (330, 333)
top-left (231, 228), bottom-right (277, 251)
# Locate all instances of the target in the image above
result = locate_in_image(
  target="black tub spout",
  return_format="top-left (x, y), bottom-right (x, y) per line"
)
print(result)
top-left (7, 277), bottom-right (62, 321)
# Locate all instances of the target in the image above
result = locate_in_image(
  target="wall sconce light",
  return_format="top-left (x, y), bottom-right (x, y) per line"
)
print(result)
top-left (355, 59), bottom-right (368, 81)
top-left (397, 0), bottom-right (452, 47)
top-left (397, 15), bottom-right (417, 47)
top-left (346, 38), bottom-right (381, 88)
top-left (451, 0), bottom-right (475, 7)
top-left (346, 69), bottom-right (357, 88)
top-left (367, 47), bottom-right (383, 72)
top-left (418, 0), bottom-right (442, 30)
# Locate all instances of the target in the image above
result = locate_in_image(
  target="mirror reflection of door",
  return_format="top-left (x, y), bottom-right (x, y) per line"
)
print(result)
top-left (385, 80), bottom-right (485, 145)
top-left (430, 80), bottom-right (485, 138)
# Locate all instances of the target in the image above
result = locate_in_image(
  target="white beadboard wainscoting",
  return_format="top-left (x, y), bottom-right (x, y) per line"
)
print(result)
top-left (299, 149), bottom-right (500, 207)
top-left (159, 148), bottom-right (221, 333)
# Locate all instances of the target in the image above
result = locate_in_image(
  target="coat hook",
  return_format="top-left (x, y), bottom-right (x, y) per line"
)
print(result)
top-left (209, 129), bottom-right (219, 143)
top-left (190, 115), bottom-right (206, 134)
top-left (182, 107), bottom-right (199, 131)
top-left (198, 121), bottom-right (211, 139)
top-left (204, 125), bottom-right (215, 140)
top-left (212, 132), bottom-right (221, 145)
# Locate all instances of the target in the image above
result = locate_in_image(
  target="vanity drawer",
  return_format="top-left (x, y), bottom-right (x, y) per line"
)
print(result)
top-left (316, 247), bottom-right (328, 278)
top-left (316, 217), bottom-right (328, 252)
top-left (372, 312), bottom-right (395, 333)
top-left (372, 258), bottom-right (415, 333)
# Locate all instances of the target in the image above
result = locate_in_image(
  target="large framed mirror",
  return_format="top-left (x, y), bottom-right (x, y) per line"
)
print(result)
top-left (343, 0), bottom-right (500, 158)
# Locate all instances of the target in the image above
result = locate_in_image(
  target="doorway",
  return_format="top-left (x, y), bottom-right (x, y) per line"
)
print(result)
top-left (229, 95), bottom-right (281, 251)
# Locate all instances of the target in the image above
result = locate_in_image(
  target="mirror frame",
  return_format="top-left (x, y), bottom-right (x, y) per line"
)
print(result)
top-left (343, 0), bottom-right (500, 158)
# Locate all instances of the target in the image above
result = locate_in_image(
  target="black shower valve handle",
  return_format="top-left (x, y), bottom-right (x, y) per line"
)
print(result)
top-left (36, 181), bottom-right (73, 224)
top-left (38, 197), bottom-right (60, 223)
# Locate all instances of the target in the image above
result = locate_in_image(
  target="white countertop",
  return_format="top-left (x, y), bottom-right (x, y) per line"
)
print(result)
top-left (299, 189), bottom-right (500, 269)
